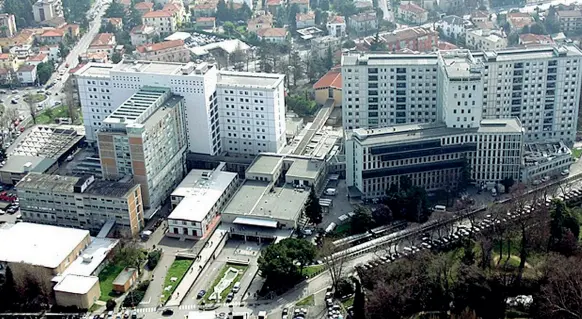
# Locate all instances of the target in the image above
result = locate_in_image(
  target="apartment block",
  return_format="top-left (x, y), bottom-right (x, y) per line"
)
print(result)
top-left (346, 119), bottom-right (524, 198)
top-left (556, 10), bottom-right (582, 33)
top-left (16, 173), bottom-right (144, 237)
top-left (75, 60), bottom-right (287, 157)
top-left (217, 71), bottom-right (286, 156)
top-left (0, 14), bottom-right (17, 38)
top-left (341, 45), bottom-right (582, 143)
top-left (97, 86), bottom-right (188, 209)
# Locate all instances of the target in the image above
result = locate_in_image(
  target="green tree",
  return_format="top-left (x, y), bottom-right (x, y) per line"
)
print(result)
top-left (289, 50), bottom-right (304, 87)
top-left (350, 206), bottom-right (375, 234)
top-left (286, 93), bottom-right (317, 116)
top-left (320, 0), bottom-right (330, 10)
top-left (258, 238), bottom-right (315, 289)
top-left (105, 0), bottom-right (126, 18)
top-left (106, 298), bottom-right (117, 311)
top-left (216, 0), bottom-right (231, 22)
top-left (0, 266), bottom-right (17, 311)
top-left (288, 3), bottom-right (300, 32)
top-left (457, 157), bottom-right (471, 192)
top-left (3, 0), bottom-right (34, 28)
top-left (36, 62), bottom-right (55, 85)
top-left (223, 21), bottom-right (236, 36)
top-left (62, 0), bottom-right (91, 25)
top-left (304, 187), bottom-right (323, 224)
top-left (343, 39), bottom-right (356, 49)
top-left (529, 22), bottom-right (547, 35)
top-left (111, 52), bottom-right (123, 63)
top-left (153, 2), bottom-right (163, 10)
top-left (369, 32), bottom-right (386, 51)
top-left (385, 176), bottom-right (431, 223)
top-left (324, 46), bottom-right (333, 69)
top-left (352, 277), bottom-right (365, 319)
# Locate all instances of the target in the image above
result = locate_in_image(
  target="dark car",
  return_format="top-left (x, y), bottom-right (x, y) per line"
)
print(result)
top-left (197, 290), bottom-right (206, 299)
top-left (161, 309), bottom-right (173, 316)
top-left (226, 292), bottom-right (234, 303)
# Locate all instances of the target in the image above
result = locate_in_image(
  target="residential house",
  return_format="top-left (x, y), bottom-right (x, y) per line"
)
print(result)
top-left (556, 10), bottom-right (582, 33)
top-left (470, 10), bottom-right (496, 30)
top-left (313, 67), bottom-right (341, 106)
top-left (196, 17), bottom-right (216, 29)
top-left (33, 0), bottom-right (63, 23)
top-left (0, 14), bottom-right (17, 37)
top-left (348, 11), bottom-right (377, 35)
top-left (39, 45), bottom-right (60, 61)
top-left (134, 2), bottom-right (154, 15)
top-left (289, 0), bottom-right (309, 11)
top-left (471, 10), bottom-right (489, 23)
top-left (353, 0), bottom-right (373, 11)
top-left (436, 15), bottom-right (473, 40)
top-left (398, 3), bottom-right (428, 24)
top-left (256, 28), bottom-right (288, 43)
top-left (266, 0), bottom-right (284, 14)
top-left (248, 14), bottom-right (273, 33)
top-left (465, 28), bottom-right (507, 50)
top-left (103, 18), bottom-right (123, 31)
top-left (0, 68), bottom-right (13, 85)
top-left (38, 29), bottom-right (64, 44)
top-left (130, 25), bottom-right (156, 46)
top-left (60, 23), bottom-right (80, 39)
top-left (87, 33), bottom-right (116, 55)
top-left (26, 53), bottom-right (48, 66)
top-left (327, 15), bottom-right (346, 38)
top-left (0, 53), bottom-right (18, 72)
top-left (17, 64), bottom-right (36, 85)
top-left (507, 12), bottom-right (534, 31)
top-left (79, 51), bottom-right (109, 63)
top-left (190, 1), bottom-right (217, 17)
top-left (135, 39), bottom-right (190, 62)
top-left (366, 26), bottom-right (437, 52)
top-left (296, 12), bottom-right (316, 29)
top-left (311, 36), bottom-right (341, 59)
top-left (163, 2), bottom-right (187, 25)
top-left (519, 33), bottom-right (554, 46)
top-left (143, 11), bottom-right (177, 35)
top-left (438, 40), bottom-right (458, 50)
top-left (9, 45), bottom-right (33, 60)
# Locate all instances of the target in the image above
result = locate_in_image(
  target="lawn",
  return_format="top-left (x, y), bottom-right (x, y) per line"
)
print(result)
top-left (342, 297), bottom-right (354, 308)
top-left (98, 262), bottom-right (126, 301)
top-left (330, 223), bottom-right (352, 238)
top-left (302, 264), bottom-right (324, 277)
top-left (36, 105), bottom-right (72, 124)
top-left (573, 148), bottom-right (582, 159)
top-left (24, 93), bottom-right (47, 103)
top-left (203, 264), bottom-right (248, 303)
top-left (296, 294), bottom-right (314, 307)
top-left (160, 259), bottom-right (194, 304)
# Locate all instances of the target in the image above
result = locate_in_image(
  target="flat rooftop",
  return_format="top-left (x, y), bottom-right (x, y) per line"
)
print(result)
top-left (76, 60), bottom-right (215, 77)
top-left (342, 53), bottom-right (439, 66)
top-left (16, 173), bottom-right (138, 198)
top-left (0, 223), bottom-right (89, 269)
top-left (286, 158), bottom-right (323, 181)
top-left (217, 71), bottom-right (284, 89)
top-left (223, 180), bottom-right (308, 222)
top-left (246, 155), bottom-right (282, 176)
top-left (53, 274), bottom-right (99, 295)
top-left (0, 155), bottom-right (56, 174)
top-left (440, 51), bottom-right (482, 79)
top-left (351, 118), bottom-right (522, 145)
top-left (474, 44), bottom-right (582, 62)
top-left (9, 125), bottom-right (84, 159)
top-left (105, 86), bottom-right (170, 126)
top-left (168, 169), bottom-right (238, 222)
top-left (54, 237), bottom-right (119, 280)
top-left (75, 63), bottom-right (114, 77)
top-left (113, 268), bottom-right (137, 286)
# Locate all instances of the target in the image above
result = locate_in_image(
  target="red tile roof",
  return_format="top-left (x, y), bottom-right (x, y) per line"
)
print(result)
top-left (27, 53), bottom-right (47, 61)
top-left (143, 10), bottom-right (173, 18)
top-left (399, 3), bottom-right (427, 14)
top-left (134, 2), bottom-right (153, 10)
top-left (519, 33), bottom-right (554, 45)
top-left (328, 15), bottom-right (345, 24)
top-left (296, 12), bottom-right (315, 21)
top-left (18, 64), bottom-right (36, 72)
top-left (0, 53), bottom-right (11, 60)
top-left (313, 68), bottom-right (342, 90)
top-left (136, 39), bottom-right (185, 53)
top-left (91, 33), bottom-right (115, 46)
top-left (196, 17), bottom-right (216, 22)
top-left (438, 41), bottom-right (458, 50)
top-left (257, 27), bottom-right (287, 37)
top-left (267, 0), bottom-right (282, 5)
top-left (69, 63), bottom-right (86, 74)
top-left (40, 29), bottom-right (64, 37)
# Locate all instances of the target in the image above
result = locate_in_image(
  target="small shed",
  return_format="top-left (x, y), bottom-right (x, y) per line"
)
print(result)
top-left (112, 268), bottom-right (138, 293)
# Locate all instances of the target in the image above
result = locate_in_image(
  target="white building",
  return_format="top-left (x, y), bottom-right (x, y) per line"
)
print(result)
top-left (142, 11), bottom-right (177, 35)
top-left (341, 45), bottom-right (582, 143)
top-left (33, 0), bottom-right (62, 22)
top-left (75, 60), bottom-right (286, 156)
top-left (465, 29), bottom-right (507, 51)
top-left (217, 71), bottom-right (287, 156)
top-left (167, 165), bottom-right (239, 239)
top-left (346, 119), bottom-right (524, 198)
top-left (17, 64), bottom-right (37, 85)
top-left (521, 142), bottom-right (573, 183)
top-left (327, 15), bottom-right (346, 38)
top-left (436, 15), bottom-right (472, 40)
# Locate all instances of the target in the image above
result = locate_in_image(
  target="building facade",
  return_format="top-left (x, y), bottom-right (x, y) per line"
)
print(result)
top-left (97, 86), bottom-right (188, 209)
top-left (465, 29), bottom-right (507, 51)
top-left (135, 40), bottom-right (190, 63)
top-left (556, 10), bottom-right (582, 33)
top-left (17, 173), bottom-right (144, 237)
top-left (33, 0), bottom-right (63, 22)
top-left (0, 14), bottom-right (17, 38)
top-left (142, 11), bottom-right (177, 35)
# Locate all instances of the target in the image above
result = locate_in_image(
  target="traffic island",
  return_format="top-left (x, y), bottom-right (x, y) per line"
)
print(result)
top-left (203, 263), bottom-right (248, 303)
top-left (160, 258), bottom-right (194, 304)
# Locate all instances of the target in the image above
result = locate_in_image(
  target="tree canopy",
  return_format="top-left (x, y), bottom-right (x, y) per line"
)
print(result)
top-left (258, 238), bottom-right (316, 290)
top-left (37, 62), bottom-right (55, 85)
top-left (3, 0), bottom-right (34, 28)
top-left (304, 187), bottom-right (323, 225)
top-left (384, 176), bottom-right (431, 223)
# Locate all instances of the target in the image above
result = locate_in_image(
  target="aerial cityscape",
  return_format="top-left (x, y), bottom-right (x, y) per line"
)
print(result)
top-left (0, 0), bottom-right (582, 317)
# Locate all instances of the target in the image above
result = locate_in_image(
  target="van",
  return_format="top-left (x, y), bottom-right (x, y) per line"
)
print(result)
top-left (433, 205), bottom-right (446, 212)
top-left (324, 188), bottom-right (337, 196)
top-left (325, 222), bottom-right (337, 234)
top-left (232, 281), bottom-right (241, 293)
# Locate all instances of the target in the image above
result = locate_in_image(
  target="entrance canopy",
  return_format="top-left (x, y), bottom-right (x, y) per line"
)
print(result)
top-left (233, 217), bottom-right (278, 228)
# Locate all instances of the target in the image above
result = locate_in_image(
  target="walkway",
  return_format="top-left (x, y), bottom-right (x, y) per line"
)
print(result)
top-left (165, 229), bottom-right (227, 306)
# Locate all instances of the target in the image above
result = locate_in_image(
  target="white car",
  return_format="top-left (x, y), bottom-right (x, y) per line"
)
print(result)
top-left (338, 214), bottom-right (349, 222)
top-left (324, 188), bottom-right (337, 196)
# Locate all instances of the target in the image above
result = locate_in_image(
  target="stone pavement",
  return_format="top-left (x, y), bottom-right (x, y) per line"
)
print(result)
top-left (165, 229), bottom-right (227, 306)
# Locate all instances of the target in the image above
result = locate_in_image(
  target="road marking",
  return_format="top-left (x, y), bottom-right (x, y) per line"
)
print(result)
top-left (134, 307), bottom-right (157, 313)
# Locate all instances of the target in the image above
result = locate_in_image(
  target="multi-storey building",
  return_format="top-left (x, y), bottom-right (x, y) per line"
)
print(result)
top-left (33, 0), bottom-right (63, 22)
top-left (75, 60), bottom-right (287, 156)
top-left (346, 119), bottom-right (524, 198)
top-left (135, 40), bottom-right (190, 63)
top-left (465, 29), bottom-right (507, 51)
top-left (556, 10), bottom-right (582, 33)
top-left (341, 45), bottom-right (582, 143)
top-left (326, 15), bottom-right (346, 38)
top-left (142, 11), bottom-right (177, 35)
top-left (217, 71), bottom-right (286, 156)
top-left (16, 173), bottom-right (144, 237)
top-left (97, 86), bottom-right (187, 209)
top-left (0, 14), bottom-right (17, 38)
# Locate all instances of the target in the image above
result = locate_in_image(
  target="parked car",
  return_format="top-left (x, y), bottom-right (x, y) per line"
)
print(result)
top-left (197, 290), bottom-right (206, 299)
top-left (161, 309), bottom-right (173, 316)
top-left (324, 188), bottom-right (337, 196)
top-left (232, 281), bottom-right (241, 293)
top-left (226, 292), bottom-right (234, 303)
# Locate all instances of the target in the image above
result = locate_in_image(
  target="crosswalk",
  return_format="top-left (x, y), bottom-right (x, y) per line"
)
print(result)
top-left (178, 305), bottom-right (198, 311)
top-left (134, 307), bottom-right (157, 313)
top-left (134, 304), bottom-right (207, 314)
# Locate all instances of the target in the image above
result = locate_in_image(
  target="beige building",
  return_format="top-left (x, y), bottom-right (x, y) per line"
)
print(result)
top-left (556, 10), bottom-right (582, 33)
top-left (0, 14), bottom-right (17, 37)
top-left (17, 173), bottom-right (144, 237)
top-left (247, 14), bottom-right (273, 34)
top-left (98, 86), bottom-right (188, 209)
top-left (135, 39), bottom-right (190, 63)
top-left (143, 10), bottom-right (177, 35)
top-left (54, 274), bottom-right (100, 309)
top-left (313, 67), bottom-right (342, 106)
top-left (465, 28), bottom-right (507, 51)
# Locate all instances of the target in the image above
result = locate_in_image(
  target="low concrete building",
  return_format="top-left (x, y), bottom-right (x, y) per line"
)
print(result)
top-left (130, 25), bottom-right (156, 46)
top-left (53, 274), bottom-right (100, 309)
top-left (167, 164), bottom-right (239, 240)
top-left (112, 268), bottom-right (137, 293)
top-left (521, 142), bottom-right (573, 183)
top-left (311, 35), bottom-right (341, 58)
top-left (313, 67), bottom-right (342, 106)
top-left (135, 40), bottom-right (190, 63)
top-left (256, 27), bottom-right (288, 43)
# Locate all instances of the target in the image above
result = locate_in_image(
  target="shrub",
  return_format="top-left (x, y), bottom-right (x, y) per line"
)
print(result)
top-left (136, 280), bottom-right (150, 292)
top-left (147, 250), bottom-right (162, 269)
top-left (122, 290), bottom-right (145, 308)
top-left (105, 299), bottom-right (116, 311)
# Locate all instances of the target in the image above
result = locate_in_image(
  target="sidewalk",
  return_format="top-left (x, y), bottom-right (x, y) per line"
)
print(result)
top-left (165, 229), bottom-right (227, 306)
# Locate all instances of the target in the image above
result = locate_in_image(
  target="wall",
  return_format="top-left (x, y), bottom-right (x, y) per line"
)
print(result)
top-left (55, 280), bottom-right (100, 309)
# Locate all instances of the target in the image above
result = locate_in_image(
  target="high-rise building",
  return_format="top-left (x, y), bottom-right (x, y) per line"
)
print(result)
top-left (97, 86), bottom-right (187, 209)
top-left (75, 60), bottom-right (287, 156)
top-left (16, 173), bottom-right (144, 237)
top-left (341, 45), bottom-right (582, 144)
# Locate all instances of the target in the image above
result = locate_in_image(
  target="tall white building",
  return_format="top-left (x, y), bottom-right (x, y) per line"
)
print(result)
top-left (75, 60), bottom-right (286, 156)
top-left (342, 45), bottom-right (582, 144)
top-left (217, 71), bottom-right (286, 156)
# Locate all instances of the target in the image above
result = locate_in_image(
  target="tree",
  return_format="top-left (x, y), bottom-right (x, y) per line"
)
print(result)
top-left (59, 42), bottom-right (71, 60)
top-left (26, 98), bottom-right (37, 125)
top-left (288, 3), bottom-right (300, 32)
top-left (3, 0), bottom-right (34, 28)
top-left (500, 176), bottom-right (514, 193)
top-left (153, 2), bottom-right (163, 10)
top-left (321, 238), bottom-right (348, 290)
top-left (324, 46), bottom-right (333, 70)
top-left (0, 266), bottom-right (17, 311)
top-left (458, 157), bottom-right (471, 192)
top-left (304, 187), bottom-right (323, 224)
top-left (352, 277), bottom-right (365, 319)
top-left (289, 50), bottom-right (304, 88)
top-left (350, 205), bottom-right (375, 234)
top-left (105, 0), bottom-right (126, 18)
top-left (223, 21), bottom-right (236, 36)
top-left (319, 0), bottom-right (330, 10)
top-left (536, 254), bottom-right (582, 319)
top-left (111, 52), bottom-right (123, 64)
top-left (384, 176), bottom-right (431, 223)
top-left (106, 298), bottom-right (117, 311)
top-left (369, 32), bottom-right (386, 51)
top-left (258, 238), bottom-right (315, 289)
top-left (286, 93), bottom-right (317, 116)
top-left (529, 22), bottom-right (547, 35)
top-left (343, 39), bottom-right (356, 49)
top-left (216, 0), bottom-right (231, 22)
top-left (146, 249), bottom-right (162, 269)
top-left (36, 62), bottom-right (54, 85)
